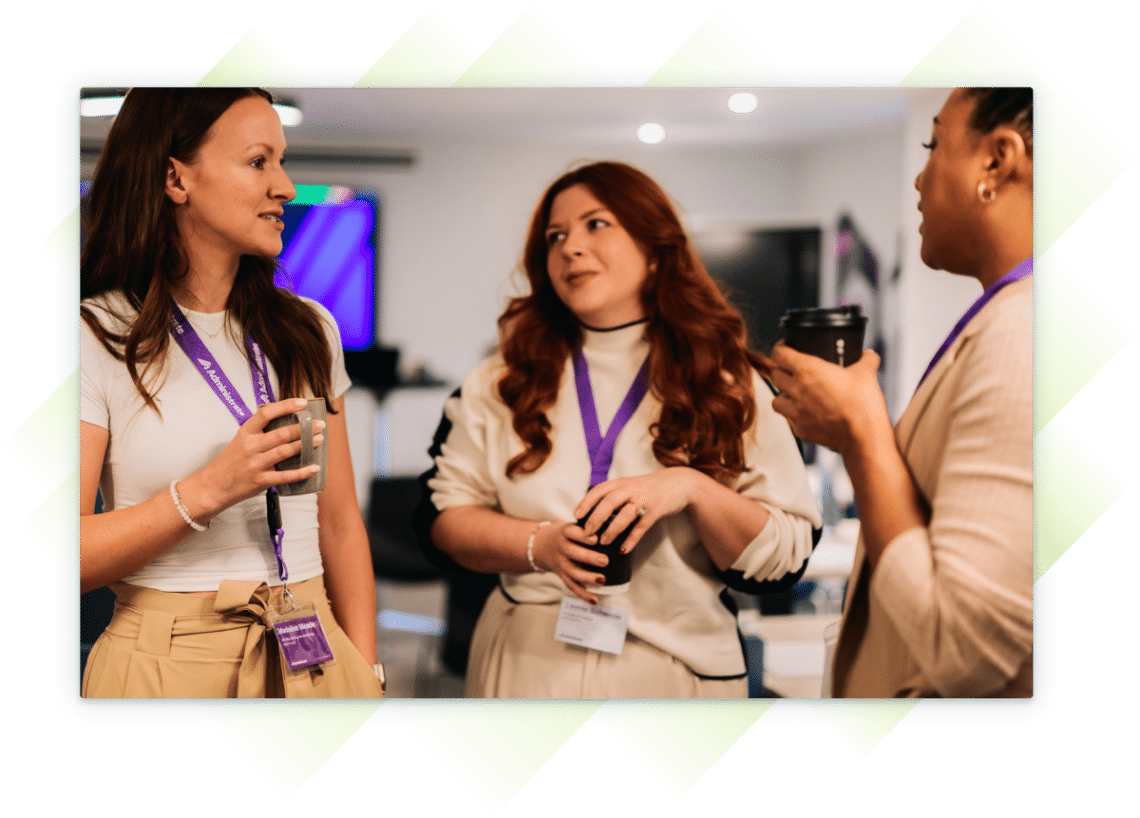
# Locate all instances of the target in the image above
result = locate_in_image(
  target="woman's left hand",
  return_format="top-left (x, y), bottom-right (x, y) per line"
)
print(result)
top-left (758, 342), bottom-right (888, 457)
top-left (573, 468), bottom-right (699, 554)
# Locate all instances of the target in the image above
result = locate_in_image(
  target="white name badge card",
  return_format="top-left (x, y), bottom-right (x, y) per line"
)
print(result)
top-left (553, 596), bottom-right (630, 655)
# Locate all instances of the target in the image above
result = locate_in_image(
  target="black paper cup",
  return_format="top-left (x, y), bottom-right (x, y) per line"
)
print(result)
top-left (780, 305), bottom-right (867, 367)
top-left (575, 506), bottom-right (634, 591)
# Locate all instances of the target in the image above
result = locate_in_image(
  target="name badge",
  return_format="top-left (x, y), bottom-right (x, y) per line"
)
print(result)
top-left (268, 602), bottom-right (335, 671)
top-left (553, 596), bottom-right (630, 655)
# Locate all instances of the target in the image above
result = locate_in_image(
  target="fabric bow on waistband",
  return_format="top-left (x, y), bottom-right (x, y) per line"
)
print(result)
top-left (214, 580), bottom-right (320, 698)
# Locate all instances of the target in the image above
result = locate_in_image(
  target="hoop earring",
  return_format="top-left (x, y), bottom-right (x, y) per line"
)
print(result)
top-left (977, 182), bottom-right (996, 203)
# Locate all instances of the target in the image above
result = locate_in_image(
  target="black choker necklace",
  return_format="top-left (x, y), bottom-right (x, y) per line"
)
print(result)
top-left (580, 317), bottom-right (649, 333)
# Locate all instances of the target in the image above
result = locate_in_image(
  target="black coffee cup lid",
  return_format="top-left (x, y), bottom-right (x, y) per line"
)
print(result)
top-left (780, 305), bottom-right (866, 328)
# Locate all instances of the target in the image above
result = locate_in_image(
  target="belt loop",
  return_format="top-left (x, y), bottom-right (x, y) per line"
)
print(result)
top-left (136, 608), bottom-right (177, 656)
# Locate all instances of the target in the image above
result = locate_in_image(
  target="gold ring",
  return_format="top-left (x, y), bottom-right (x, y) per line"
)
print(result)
top-left (636, 504), bottom-right (648, 517)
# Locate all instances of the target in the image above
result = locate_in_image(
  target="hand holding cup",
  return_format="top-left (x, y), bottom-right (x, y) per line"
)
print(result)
top-left (761, 343), bottom-right (885, 456)
top-left (180, 398), bottom-right (326, 521)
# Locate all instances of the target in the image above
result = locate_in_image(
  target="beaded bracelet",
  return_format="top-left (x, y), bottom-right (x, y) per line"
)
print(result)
top-left (169, 479), bottom-right (208, 532)
top-left (526, 520), bottom-right (551, 573)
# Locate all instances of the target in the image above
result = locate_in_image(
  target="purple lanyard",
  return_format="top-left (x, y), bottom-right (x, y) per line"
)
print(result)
top-left (168, 300), bottom-right (289, 583)
top-left (572, 346), bottom-right (650, 488)
top-left (917, 256), bottom-right (1033, 389)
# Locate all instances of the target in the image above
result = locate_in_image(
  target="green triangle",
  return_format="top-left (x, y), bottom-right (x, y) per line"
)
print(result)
top-left (20, 467), bottom-right (77, 565)
top-left (358, 7), bottom-right (498, 87)
top-left (1039, 255), bottom-right (1135, 435)
top-left (197, 31), bottom-right (296, 87)
top-left (451, 2), bottom-right (606, 88)
top-left (592, 701), bottom-right (770, 802)
top-left (1034, 419), bottom-right (1123, 581)
top-left (216, 702), bottom-right (383, 796)
top-left (39, 208), bottom-right (80, 275)
top-left (396, 701), bottom-right (601, 815)
top-left (8, 370), bottom-right (78, 490)
top-left (642, 9), bottom-right (784, 88)
top-left (898, 3), bottom-right (1130, 257)
top-left (820, 697), bottom-right (916, 761)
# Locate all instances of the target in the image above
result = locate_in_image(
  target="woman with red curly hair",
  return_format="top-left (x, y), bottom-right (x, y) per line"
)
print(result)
top-left (417, 162), bottom-right (820, 697)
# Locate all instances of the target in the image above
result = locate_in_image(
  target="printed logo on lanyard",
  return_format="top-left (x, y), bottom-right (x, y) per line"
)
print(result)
top-left (167, 299), bottom-right (288, 582)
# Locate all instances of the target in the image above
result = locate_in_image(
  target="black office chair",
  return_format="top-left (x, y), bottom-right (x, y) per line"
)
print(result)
top-left (367, 476), bottom-right (444, 582)
top-left (80, 586), bottom-right (115, 689)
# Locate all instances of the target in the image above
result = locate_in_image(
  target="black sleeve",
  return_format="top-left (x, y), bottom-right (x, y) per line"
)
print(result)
top-left (409, 388), bottom-right (473, 574)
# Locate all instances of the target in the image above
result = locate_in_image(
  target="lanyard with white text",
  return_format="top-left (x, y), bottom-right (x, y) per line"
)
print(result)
top-left (168, 300), bottom-right (290, 591)
top-left (572, 346), bottom-right (650, 489)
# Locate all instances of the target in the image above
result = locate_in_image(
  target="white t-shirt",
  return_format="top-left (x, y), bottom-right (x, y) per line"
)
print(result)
top-left (80, 291), bottom-right (351, 592)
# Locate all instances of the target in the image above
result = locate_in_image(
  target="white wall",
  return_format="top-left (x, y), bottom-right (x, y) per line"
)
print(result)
top-left (291, 106), bottom-right (982, 486)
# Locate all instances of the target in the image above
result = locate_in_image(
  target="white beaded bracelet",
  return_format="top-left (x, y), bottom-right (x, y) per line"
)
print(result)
top-left (526, 520), bottom-right (551, 573)
top-left (169, 479), bottom-right (208, 532)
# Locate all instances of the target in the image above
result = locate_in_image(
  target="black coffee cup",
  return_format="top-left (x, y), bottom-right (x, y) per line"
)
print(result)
top-left (780, 305), bottom-right (867, 367)
top-left (575, 506), bottom-right (635, 591)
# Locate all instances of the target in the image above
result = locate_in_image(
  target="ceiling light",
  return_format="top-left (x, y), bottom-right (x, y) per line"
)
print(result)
top-left (273, 102), bottom-right (303, 127)
top-left (81, 95), bottom-right (125, 117)
top-left (728, 92), bottom-right (758, 114)
top-left (637, 123), bottom-right (665, 144)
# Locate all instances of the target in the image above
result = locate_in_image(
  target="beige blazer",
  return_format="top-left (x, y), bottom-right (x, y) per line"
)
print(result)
top-left (831, 276), bottom-right (1033, 698)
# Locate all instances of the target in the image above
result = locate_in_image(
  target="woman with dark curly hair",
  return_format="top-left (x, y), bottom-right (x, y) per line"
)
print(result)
top-left (417, 161), bottom-right (820, 698)
top-left (762, 88), bottom-right (1034, 697)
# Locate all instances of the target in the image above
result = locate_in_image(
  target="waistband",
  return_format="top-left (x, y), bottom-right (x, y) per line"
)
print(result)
top-left (110, 575), bottom-right (328, 619)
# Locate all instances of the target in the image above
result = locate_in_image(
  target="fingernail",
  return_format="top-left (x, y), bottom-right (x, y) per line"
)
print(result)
top-left (314, 420), bottom-right (326, 432)
top-left (293, 398), bottom-right (307, 406)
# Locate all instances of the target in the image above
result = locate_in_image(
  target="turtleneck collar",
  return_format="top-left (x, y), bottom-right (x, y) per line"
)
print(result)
top-left (579, 319), bottom-right (650, 355)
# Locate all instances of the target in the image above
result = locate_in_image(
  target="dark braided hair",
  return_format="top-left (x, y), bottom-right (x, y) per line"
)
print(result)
top-left (962, 88), bottom-right (1033, 154)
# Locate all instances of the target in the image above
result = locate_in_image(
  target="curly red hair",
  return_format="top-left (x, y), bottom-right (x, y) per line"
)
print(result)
top-left (498, 161), bottom-right (762, 482)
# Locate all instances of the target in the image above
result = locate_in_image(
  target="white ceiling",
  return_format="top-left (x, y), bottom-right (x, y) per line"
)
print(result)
top-left (81, 87), bottom-right (929, 151)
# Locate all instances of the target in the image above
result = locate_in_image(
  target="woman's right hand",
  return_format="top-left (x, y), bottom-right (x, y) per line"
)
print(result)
top-left (79, 398), bottom-right (326, 593)
top-left (179, 398), bottom-right (325, 522)
top-left (529, 521), bottom-right (609, 605)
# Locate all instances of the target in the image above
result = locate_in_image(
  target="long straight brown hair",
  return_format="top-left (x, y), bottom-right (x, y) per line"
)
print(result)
top-left (498, 161), bottom-right (761, 483)
top-left (80, 87), bottom-right (333, 414)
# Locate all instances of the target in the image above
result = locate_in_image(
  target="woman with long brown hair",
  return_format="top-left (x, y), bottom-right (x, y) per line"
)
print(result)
top-left (762, 88), bottom-right (1034, 697)
top-left (80, 88), bottom-right (382, 697)
top-left (417, 161), bottom-right (820, 697)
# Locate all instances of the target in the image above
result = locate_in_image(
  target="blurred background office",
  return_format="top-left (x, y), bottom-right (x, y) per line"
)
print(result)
top-left (80, 86), bottom-right (977, 697)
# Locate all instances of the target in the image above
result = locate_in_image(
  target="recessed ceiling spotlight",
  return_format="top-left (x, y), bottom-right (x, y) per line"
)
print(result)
top-left (728, 92), bottom-right (758, 114)
top-left (637, 123), bottom-right (665, 144)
